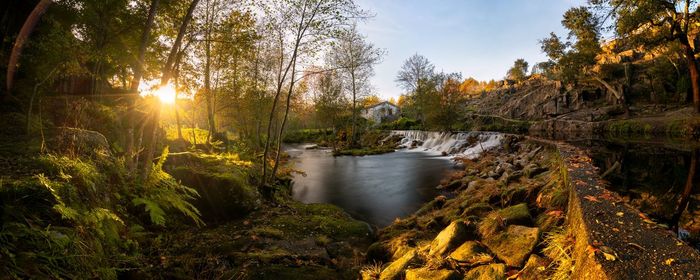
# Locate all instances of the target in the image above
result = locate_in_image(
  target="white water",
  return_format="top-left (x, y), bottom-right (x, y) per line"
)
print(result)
top-left (390, 130), bottom-right (503, 159)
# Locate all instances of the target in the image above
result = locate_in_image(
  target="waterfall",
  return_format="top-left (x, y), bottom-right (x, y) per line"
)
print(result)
top-left (390, 130), bottom-right (503, 159)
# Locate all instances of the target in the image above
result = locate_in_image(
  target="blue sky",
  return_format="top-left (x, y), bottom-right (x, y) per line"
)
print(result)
top-left (354, 0), bottom-right (587, 100)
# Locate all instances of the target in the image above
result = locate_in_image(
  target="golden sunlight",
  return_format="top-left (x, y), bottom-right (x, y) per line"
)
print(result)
top-left (140, 81), bottom-right (177, 105)
top-left (153, 84), bottom-right (177, 104)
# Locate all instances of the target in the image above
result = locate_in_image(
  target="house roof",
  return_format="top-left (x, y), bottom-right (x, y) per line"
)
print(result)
top-left (365, 101), bottom-right (398, 109)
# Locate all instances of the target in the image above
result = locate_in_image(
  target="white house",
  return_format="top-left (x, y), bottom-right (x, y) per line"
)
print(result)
top-left (362, 101), bottom-right (400, 123)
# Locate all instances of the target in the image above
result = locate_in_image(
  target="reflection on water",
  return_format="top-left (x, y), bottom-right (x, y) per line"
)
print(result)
top-left (288, 146), bottom-right (456, 226)
top-left (566, 139), bottom-right (700, 245)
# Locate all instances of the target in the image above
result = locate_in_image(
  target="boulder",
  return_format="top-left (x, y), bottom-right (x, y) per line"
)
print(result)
top-left (405, 268), bottom-right (460, 280)
top-left (524, 163), bottom-right (547, 178)
top-left (169, 167), bottom-right (261, 222)
top-left (478, 203), bottom-right (532, 237)
top-left (51, 127), bottom-right (110, 156)
top-left (428, 221), bottom-right (475, 257)
top-left (448, 241), bottom-right (488, 263)
top-left (498, 203), bottom-right (532, 225)
top-left (379, 249), bottom-right (420, 280)
top-left (483, 225), bottom-right (540, 267)
top-left (366, 242), bottom-right (391, 263)
top-left (463, 263), bottom-right (506, 280)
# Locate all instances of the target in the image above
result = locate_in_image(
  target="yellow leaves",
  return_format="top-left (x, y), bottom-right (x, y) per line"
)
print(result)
top-left (664, 258), bottom-right (676, 266)
top-left (587, 242), bottom-right (618, 262)
top-left (615, 212), bottom-right (624, 217)
top-left (602, 251), bottom-right (617, 261)
top-left (638, 213), bottom-right (655, 224)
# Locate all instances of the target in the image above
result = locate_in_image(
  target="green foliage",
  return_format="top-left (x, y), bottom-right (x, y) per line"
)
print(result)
top-left (133, 147), bottom-right (203, 227)
top-left (378, 117), bottom-right (422, 130)
top-left (507, 59), bottom-right (529, 82)
top-left (0, 155), bottom-right (137, 279)
top-left (164, 126), bottom-right (211, 146)
top-left (539, 6), bottom-right (601, 84)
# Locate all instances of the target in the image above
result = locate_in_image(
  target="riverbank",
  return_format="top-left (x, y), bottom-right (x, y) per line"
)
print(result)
top-left (358, 133), bottom-right (700, 279)
top-left (361, 135), bottom-right (569, 279)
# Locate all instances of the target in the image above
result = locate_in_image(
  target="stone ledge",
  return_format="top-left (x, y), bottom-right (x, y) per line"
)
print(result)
top-left (557, 143), bottom-right (700, 279)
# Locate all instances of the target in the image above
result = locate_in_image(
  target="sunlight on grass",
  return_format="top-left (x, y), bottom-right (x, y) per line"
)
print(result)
top-left (165, 126), bottom-right (210, 144)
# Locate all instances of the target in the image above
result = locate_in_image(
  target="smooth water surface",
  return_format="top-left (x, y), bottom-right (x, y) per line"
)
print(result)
top-left (288, 146), bottom-right (455, 226)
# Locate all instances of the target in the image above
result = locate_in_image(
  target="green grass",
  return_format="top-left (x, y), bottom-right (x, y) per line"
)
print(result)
top-left (164, 126), bottom-right (210, 144)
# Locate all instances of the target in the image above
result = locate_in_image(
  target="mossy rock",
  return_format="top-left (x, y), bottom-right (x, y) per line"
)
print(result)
top-left (498, 203), bottom-right (532, 225)
top-left (478, 203), bottom-right (532, 238)
top-left (428, 220), bottom-right (476, 257)
top-left (463, 263), bottom-right (506, 280)
top-left (366, 242), bottom-right (391, 263)
top-left (448, 241), bottom-right (488, 263)
top-left (170, 167), bottom-right (260, 222)
top-left (268, 203), bottom-right (371, 240)
top-left (379, 249), bottom-right (421, 280)
top-left (461, 202), bottom-right (493, 217)
top-left (483, 225), bottom-right (540, 267)
top-left (405, 268), bottom-right (461, 280)
top-left (415, 195), bottom-right (447, 216)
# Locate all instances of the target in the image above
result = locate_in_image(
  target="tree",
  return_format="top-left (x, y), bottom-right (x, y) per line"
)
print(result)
top-left (313, 70), bottom-right (347, 129)
top-left (396, 53), bottom-right (435, 93)
top-left (261, 0), bottom-right (366, 185)
top-left (329, 25), bottom-right (384, 145)
top-left (539, 6), bottom-right (602, 83)
top-left (507, 58), bottom-right (529, 82)
top-left (126, 0), bottom-right (160, 171)
top-left (590, 0), bottom-right (700, 112)
top-left (396, 54), bottom-right (435, 121)
top-left (141, 0), bottom-right (199, 179)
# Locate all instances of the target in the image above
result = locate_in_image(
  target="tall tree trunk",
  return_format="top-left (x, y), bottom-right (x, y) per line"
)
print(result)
top-left (350, 71), bottom-right (357, 146)
top-left (127, 0), bottom-right (159, 171)
top-left (6, 0), bottom-right (52, 94)
top-left (262, 1), bottom-right (313, 186)
top-left (174, 64), bottom-right (183, 140)
top-left (141, 0), bottom-right (199, 179)
top-left (271, 57), bottom-right (298, 180)
top-left (204, 9), bottom-right (216, 144)
top-left (680, 36), bottom-right (700, 113)
top-left (262, 36), bottom-right (292, 186)
top-left (162, 0), bottom-right (199, 86)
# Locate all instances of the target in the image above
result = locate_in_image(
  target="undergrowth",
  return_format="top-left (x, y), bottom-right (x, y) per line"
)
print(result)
top-left (1, 147), bottom-right (204, 278)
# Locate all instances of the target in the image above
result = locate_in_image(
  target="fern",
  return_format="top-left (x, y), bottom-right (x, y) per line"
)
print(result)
top-left (132, 198), bottom-right (166, 226)
top-left (133, 147), bottom-right (204, 226)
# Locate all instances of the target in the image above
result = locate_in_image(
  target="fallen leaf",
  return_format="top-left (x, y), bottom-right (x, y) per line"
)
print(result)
top-left (546, 210), bottom-right (564, 217)
top-left (584, 195), bottom-right (599, 202)
top-left (616, 212), bottom-right (624, 217)
top-left (665, 258), bottom-right (675, 266)
top-left (602, 252), bottom-right (617, 261)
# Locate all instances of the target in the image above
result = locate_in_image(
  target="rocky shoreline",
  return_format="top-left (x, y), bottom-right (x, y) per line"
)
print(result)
top-left (360, 136), bottom-right (569, 280)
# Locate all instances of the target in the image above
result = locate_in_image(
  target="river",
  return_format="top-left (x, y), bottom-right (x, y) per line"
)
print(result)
top-left (287, 132), bottom-right (700, 246)
top-left (287, 145), bottom-right (456, 226)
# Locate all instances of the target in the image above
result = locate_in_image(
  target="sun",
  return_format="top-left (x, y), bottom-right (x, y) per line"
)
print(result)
top-left (152, 83), bottom-right (177, 105)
